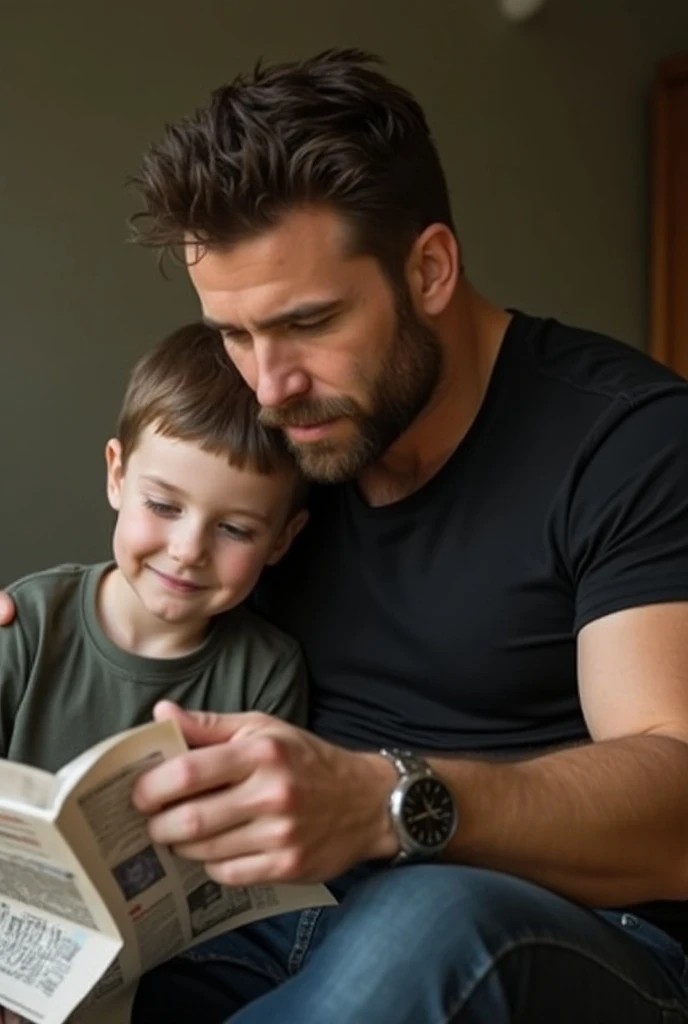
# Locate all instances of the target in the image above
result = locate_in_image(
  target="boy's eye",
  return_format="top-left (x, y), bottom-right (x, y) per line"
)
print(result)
top-left (218, 522), bottom-right (254, 542)
top-left (144, 498), bottom-right (180, 517)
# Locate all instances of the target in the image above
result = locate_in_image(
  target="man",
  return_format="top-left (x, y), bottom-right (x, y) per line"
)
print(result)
top-left (4, 48), bottom-right (688, 1022)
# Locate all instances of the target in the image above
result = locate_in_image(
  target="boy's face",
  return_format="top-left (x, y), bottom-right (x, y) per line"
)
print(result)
top-left (105, 425), bottom-right (305, 628)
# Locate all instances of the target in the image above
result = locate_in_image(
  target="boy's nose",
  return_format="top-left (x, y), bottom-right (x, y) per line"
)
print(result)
top-left (169, 527), bottom-right (207, 568)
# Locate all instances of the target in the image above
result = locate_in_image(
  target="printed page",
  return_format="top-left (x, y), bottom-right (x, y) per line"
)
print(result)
top-left (55, 720), bottom-right (336, 1019)
top-left (0, 760), bottom-right (59, 811)
top-left (54, 722), bottom-right (190, 988)
top-left (163, 847), bottom-right (336, 950)
top-left (0, 782), bottom-right (122, 1024)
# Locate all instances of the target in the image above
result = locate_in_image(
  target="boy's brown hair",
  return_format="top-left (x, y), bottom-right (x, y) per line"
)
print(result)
top-left (118, 322), bottom-right (307, 510)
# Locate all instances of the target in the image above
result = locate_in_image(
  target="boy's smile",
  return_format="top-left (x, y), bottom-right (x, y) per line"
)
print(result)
top-left (100, 425), bottom-right (305, 657)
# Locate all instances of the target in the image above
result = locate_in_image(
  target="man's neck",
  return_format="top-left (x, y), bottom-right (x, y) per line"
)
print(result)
top-left (97, 566), bottom-right (210, 659)
top-left (357, 289), bottom-right (512, 508)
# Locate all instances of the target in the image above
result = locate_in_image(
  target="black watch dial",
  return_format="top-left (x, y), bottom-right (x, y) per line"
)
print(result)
top-left (401, 777), bottom-right (456, 848)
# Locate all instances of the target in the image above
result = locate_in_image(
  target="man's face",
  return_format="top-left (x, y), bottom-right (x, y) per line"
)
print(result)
top-left (187, 207), bottom-right (443, 483)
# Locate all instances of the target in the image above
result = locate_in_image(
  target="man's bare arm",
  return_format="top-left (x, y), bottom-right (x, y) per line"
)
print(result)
top-left (132, 603), bottom-right (688, 906)
top-left (428, 602), bottom-right (688, 905)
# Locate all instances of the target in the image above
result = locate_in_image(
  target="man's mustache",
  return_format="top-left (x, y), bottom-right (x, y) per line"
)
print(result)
top-left (258, 397), bottom-right (359, 430)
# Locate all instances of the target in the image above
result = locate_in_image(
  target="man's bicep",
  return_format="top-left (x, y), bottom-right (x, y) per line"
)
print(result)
top-left (578, 601), bottom-right (688, 744)
top-left (568, 391), bottom-right (688, 632)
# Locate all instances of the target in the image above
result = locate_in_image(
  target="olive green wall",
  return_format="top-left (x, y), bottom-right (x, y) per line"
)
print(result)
top-left (2, 0), bottom-right (687, 579)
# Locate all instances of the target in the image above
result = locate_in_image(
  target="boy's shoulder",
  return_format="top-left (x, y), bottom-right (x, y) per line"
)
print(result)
top-left (8, 563), bottom-right (101, 622)
top-left (212, 601), bottom-right (303, 665)
top-left (0, 564), bottom-right (103, 663)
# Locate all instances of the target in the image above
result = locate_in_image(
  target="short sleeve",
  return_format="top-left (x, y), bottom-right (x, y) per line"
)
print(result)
top-left (0, 610), bottom-right (32, 757)
top-left (251, 645), bottom-right (309, 727)
top-left (565, 387), bottom-right (688, 633)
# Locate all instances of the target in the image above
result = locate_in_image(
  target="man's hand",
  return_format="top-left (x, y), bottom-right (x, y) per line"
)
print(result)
top-left (0, 593), bottom-right (15, 625)
top-left (0, 1010), bottom-right (28, 1023)
top-left (133, 702), bottom-right (398, 886)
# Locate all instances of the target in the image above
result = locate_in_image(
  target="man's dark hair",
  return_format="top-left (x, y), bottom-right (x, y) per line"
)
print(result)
top-left (129, 49), bottom-right (454, 284)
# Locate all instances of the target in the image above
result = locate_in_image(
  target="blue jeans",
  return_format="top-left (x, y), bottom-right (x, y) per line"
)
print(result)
top-left (132, 864), bottom-right (688, 1022)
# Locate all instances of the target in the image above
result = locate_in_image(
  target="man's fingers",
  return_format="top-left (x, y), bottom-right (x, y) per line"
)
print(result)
top-left (145, 772), bottom-right (254, 846)
top-left (0, 592), bottom-right (16, 626)
top-left (204, 850), bottom-right (296, 888)
top-left (133, 730), bottom-right (263, 814)
top-left (152, 767), bottom-right (296, 857)
top-left (153, 701), bottom-right (269, 748)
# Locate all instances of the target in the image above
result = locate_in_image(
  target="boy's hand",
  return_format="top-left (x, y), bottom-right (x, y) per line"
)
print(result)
top-left (0, 592), bottom-right (16, 625)
top-left (133, 701), bottom-right (398, 886)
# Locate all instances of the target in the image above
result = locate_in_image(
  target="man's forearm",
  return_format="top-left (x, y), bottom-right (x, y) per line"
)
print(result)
top-left (423, 734), bottom-right (688, 906)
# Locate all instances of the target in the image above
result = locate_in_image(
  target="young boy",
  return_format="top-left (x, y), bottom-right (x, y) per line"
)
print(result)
top-left (0, 322), bottom-right (310, 773)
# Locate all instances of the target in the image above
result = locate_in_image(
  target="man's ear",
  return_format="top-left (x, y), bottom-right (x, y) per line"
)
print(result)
top-left (105, 438), bottom-right (124, 511)
top-left (407, 222), bottom-right (460, 318)
top-left (266, 509), bottom-right (309, 566)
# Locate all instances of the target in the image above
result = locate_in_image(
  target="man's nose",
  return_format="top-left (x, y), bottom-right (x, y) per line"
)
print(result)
top-left (253, 339), bottom-right (311, 409)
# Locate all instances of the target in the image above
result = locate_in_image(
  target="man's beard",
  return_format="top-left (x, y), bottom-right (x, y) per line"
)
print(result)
top-left (258, 296), bottom-right (443, 483)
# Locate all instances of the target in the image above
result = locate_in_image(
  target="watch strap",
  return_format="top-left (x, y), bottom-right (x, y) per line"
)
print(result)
top-left (379, 747), bottom-right (438, 864)
top-left (379, 747), bottom-right (432, 779)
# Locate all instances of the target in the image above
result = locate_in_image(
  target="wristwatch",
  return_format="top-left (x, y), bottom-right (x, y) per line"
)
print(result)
top-left (379, 748), bottom-right (458, 864)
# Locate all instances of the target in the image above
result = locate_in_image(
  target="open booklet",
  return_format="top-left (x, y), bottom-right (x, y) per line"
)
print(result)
top-left (0, 720), bottom-right (337, 1024)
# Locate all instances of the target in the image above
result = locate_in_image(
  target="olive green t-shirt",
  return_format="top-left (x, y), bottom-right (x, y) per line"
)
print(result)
top-left (0, 563), bottom-right (308, 772)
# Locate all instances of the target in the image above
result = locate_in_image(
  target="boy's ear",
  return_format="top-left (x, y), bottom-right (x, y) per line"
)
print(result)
top-left (266, 509), bottom-right (309, 566)
top-left (105, 439), bottom-right (124, 511)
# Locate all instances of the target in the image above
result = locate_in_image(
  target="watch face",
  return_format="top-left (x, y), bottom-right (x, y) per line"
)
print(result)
top-left (401, 778), bottom-right (456, 849)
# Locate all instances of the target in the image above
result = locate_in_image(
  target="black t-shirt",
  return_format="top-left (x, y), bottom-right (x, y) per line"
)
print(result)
top-left (254, 311), bottom-right (688, 942)
top-left (256, 312), bottom-right (688, 754)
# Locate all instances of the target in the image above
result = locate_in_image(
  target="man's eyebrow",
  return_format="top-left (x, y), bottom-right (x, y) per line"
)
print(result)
top-left (202, 299), bottom-right (344, 335)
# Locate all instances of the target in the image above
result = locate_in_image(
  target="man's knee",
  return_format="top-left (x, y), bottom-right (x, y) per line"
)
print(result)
top-left (341, 863), bottom-right (560, 949)
top-left (285, 866), bottom-right (555, 1023)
